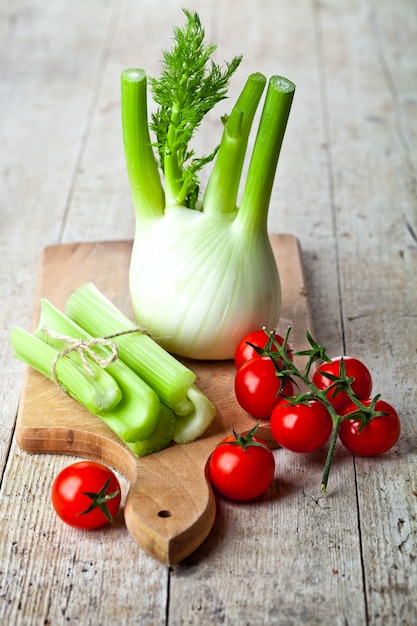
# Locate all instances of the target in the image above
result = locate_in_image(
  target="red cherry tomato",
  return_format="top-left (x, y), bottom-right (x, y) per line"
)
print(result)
top-left (338, 399), bottom-right (400, 456)
top-left (234, 329), bottom-right (293, 369)
top-left (270, 399), bottom-right (333, 453)
top-left (51, 461), bottom-right (121, 529)
top-left (209, 434), bottom-right (275, 501)
top-left (234, 356), bottom-right (293, 419)
top-left (312, 357), bottom-right (372, 413)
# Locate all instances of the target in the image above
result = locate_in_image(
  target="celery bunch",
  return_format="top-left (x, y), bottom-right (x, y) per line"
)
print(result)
top-left (10, 284), bottom-right (215, 455)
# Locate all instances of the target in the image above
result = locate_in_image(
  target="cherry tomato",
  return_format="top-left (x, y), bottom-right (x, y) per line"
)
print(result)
top-left (51, 461), bottom-right (121, 529)
top-left (270, 399), bottom-right (333, 453)
top-left (312, 357), bottom-right (372, 413)
top-left (234, 356), bottom-right (293, 419)
top-left (234, 329), bottom-right (293, 369)
top-left (209, 432), bottom-right (275, 501)
top-left (338, 399), bottom-right (400, 456)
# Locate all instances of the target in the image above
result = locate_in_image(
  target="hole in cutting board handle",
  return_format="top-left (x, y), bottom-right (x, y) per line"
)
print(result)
top-left (158, 510), bottom-right (172, 518)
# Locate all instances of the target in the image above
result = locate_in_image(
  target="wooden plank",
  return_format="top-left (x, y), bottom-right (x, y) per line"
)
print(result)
top-left (319, 0), bottom-right (417, 623)
top-left (0, 0), bottom-right (117, 468)
top-left (14, 234), bottom-right (312, 566)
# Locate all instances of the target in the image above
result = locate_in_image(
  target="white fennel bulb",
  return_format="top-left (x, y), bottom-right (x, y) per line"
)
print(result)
top-left (129, 208), bottom-right (280, 359)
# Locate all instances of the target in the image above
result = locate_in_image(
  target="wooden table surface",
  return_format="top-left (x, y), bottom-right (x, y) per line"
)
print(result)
top-left (1, 0), bottom-right (416, 624)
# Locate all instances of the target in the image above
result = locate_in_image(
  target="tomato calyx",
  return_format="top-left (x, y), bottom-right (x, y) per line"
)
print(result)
top-left (209, 423), bottom-right (275, 501)
top-left (217, 422), bottom-right (270, 453)
top-left (278, 391), bottom-right (315, 407)
top-left (245, 335), bottom-right (292, 361)
top-left (291, 329), bottom-right (332, 376)
top-left (245, 331), bottom-right (297, 391)
top-left (339, 394), bottom-right (389, 432)
top-left (314, 357), bottom-right (357, 404)
top-left (78, 476), bottom-right (121, 524)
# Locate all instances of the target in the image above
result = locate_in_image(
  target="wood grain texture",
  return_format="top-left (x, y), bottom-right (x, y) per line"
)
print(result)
top-left (319, 1), bottom-right (417, 622)
top-left (15, 234), bottom-right (312, 565)
top-left (1, 0), bottom-right (416, 623)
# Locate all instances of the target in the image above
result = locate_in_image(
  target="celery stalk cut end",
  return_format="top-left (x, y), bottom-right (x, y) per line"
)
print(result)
top-left (173, 384), bottom-right (216, 444)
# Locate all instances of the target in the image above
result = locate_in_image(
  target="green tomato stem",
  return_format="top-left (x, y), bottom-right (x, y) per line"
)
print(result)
top-left (320, 418), bottom-right (342, 493)
top-left (263, 327), bottom-right (344, 492)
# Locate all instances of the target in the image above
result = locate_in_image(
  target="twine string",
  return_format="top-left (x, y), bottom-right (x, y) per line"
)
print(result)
top-left (41, 326), bottom-right (146, 390)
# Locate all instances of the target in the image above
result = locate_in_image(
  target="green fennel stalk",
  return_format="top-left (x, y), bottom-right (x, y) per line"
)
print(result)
top-left (202, 72), bottom-right (266, 215)
top-left (121, 68), bottom-right (164, 220)
top-left (237, 76), bottom-right (295, 232)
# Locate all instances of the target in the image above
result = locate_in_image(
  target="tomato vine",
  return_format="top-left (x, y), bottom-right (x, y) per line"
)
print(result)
top-left (250, 327), bottom-right (400, 492)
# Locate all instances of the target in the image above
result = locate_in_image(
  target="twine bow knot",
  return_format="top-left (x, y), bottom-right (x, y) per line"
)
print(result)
top-left (42, 327), bottom-right (121, 384)
top-left (41, 326), bottom-right (147, 391)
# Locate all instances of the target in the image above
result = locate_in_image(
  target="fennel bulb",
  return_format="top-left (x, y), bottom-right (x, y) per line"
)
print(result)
top-left (129, 208), bottom-right (280, 360)
top-left (121, 10), bottom-right (295, 360)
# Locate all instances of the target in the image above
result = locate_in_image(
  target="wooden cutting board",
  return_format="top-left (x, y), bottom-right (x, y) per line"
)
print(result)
top-left (15, 234), bottom-right (313, 566)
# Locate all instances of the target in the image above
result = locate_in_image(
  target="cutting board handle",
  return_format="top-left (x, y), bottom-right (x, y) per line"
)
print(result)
top-left (123, 450), bottom-right (216, 566)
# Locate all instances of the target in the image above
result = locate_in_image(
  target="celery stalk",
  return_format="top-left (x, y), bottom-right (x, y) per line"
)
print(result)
top-left (126, 404), bottom-right (176, 457)
top-left (65, 283), bottom-right (196, 416)
top-left (173, 384), bottom-right (216, 444)
top-left (10, 327), bottom-right (122, 416)
top-left (36, 299), bottom-right (161, 442)
top-left (11, 289), bottom-right (215, 454)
